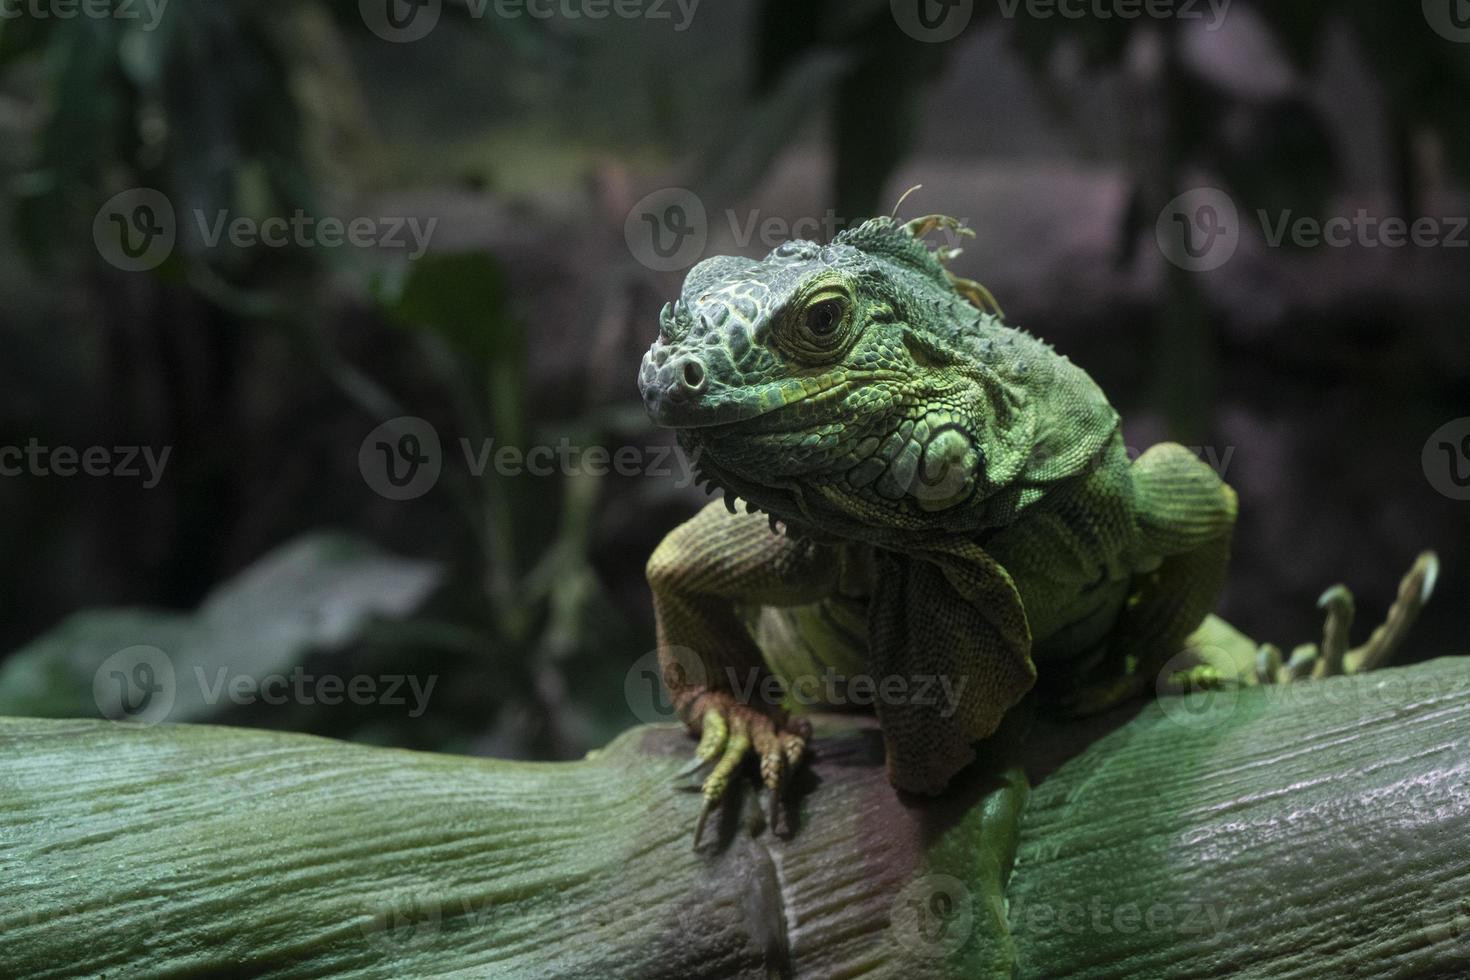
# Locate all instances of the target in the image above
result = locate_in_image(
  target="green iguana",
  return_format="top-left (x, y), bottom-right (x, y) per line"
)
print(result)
top-left (635, 213), bottom-right (1437, 845)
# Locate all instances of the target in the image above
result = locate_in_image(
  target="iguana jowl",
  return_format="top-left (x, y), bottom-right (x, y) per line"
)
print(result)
top-left (636, 214), bottom-right (1437, 845)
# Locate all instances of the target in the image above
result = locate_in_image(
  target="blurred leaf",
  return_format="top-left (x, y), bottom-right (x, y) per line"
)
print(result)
top-left (0, 609), bottom-right (194, 718)
top-left (374, 250), bottom-right (521, 371)
top-left (0, 532), bottom-right (444, 723)
top-left (40, 17), bottom-right (121, 190)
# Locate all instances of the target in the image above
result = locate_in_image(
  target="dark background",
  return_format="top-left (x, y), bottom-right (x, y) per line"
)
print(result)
top-left (0, 0), bottom-right (1466, 759)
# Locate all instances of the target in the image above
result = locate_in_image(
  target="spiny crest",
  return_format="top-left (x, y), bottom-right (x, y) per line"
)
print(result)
top-left (658, 298), bottom-right (696, 343)
top-left (833, 213), bottom-right (1004, 319)
top-left (832, 215), bottom-right (954, 285)
top-left (682, 441), bottom-right (801, 538)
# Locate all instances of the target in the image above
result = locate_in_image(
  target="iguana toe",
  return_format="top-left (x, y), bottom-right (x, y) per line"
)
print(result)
top-left (683, 691), bottom-right (808, 848)
top-left (1259, 551), bottom-right (1438, 683)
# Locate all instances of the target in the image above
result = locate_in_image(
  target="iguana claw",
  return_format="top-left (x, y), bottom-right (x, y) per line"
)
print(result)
top-left (1256, 551), bottom-right (1438, 684)
top-left (681, 690), bottom-right (809, 849)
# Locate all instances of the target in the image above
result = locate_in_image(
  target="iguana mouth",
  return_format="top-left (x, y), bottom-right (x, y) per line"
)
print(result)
top-left (641, 346), bottom-right (918, 433)
top-left (679, 439), bottom-right (808, 532)
top-left (641, 365), bottom-right (849, 432)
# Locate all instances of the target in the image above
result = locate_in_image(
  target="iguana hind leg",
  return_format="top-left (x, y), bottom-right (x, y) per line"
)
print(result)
top-left (1250, 551), bottom-right (1439, 684)
top-left (646, 500), bottom-right (838, 845)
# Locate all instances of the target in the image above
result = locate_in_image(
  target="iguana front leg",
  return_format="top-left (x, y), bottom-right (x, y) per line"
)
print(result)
top-left (646, 500), bottom-right (839, 845)
top-left (1061, 442), bottom-right (1238, 712)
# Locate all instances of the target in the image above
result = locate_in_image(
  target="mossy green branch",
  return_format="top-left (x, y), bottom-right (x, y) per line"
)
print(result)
top-left (4, 657), bottom-right (1470, 979)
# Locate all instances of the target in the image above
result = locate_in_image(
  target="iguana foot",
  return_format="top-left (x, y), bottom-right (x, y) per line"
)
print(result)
top-left (1255, 551), bottom-right (1438, 683)
top-left (1058, 662), bottom-right (1223, 714)
top-left (679, 689), bottom-right (809, 848)
top-left (1163, 663), bottom-right (1227, 693)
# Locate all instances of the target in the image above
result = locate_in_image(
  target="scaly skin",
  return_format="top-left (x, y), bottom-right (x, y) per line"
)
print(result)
top-left (636, 214), bottom-right (1437, 845)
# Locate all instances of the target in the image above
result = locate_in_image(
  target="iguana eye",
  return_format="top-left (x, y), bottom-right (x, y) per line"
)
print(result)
top-left (806, 299), bottom-right (843, 336)
top-left (779, 278), bottom-right (855, 362)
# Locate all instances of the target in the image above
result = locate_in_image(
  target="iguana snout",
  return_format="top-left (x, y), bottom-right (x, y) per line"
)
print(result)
top-left (638, 340), bottom-right (708, 426)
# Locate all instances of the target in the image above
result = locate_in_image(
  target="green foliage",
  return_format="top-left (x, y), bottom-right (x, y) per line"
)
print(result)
top-left (0, 533), bottom-right (443, 725)
top-left (6, 1), bottom-right (312, 273)
top-left (375, 251), bottom-right (521, 373)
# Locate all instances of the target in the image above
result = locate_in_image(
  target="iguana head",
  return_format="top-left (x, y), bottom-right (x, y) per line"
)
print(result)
top-left (637, 214), bottom-right (1110, 544)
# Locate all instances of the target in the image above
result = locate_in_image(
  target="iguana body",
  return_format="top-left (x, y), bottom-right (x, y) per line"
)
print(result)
top-left (636, 215), bottom-right (1436, 842)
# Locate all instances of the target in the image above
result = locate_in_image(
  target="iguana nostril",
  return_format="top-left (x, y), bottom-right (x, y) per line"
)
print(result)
top-left (677, 357), bottom-right (707, 395)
